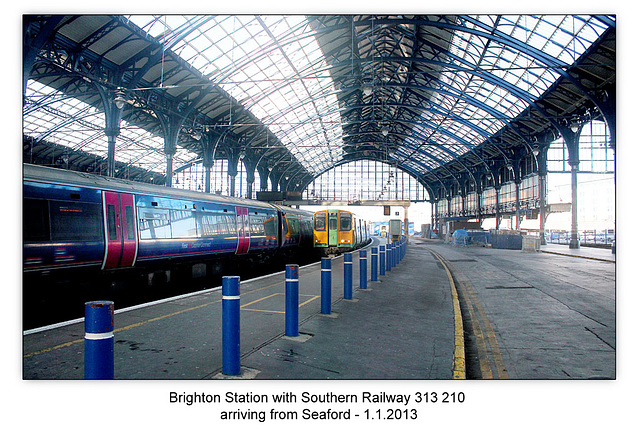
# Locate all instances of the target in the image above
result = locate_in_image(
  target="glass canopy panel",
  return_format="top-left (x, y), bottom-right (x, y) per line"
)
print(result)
top-left (413, 14), bottom-right (611, 170)
top-left (495, 15), bottom-right (611, 65)
top-left (23, 80), bottom-right (197, 173)
top-left (128, 15), bottom-right (344, 176)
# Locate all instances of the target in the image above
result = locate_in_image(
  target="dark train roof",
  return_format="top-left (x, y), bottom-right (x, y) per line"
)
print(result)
top-left (24, 163), bottom-right (278, 211)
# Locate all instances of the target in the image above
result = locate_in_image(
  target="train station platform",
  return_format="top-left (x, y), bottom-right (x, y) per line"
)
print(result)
top-left (23, 236), bottom-right (458, 380)
top-left (422, 238), bottom-right (615, 379)
top-left (22, 235), bottom-right (616, 380)
top-left (540, 242), bottom-right (615, 263)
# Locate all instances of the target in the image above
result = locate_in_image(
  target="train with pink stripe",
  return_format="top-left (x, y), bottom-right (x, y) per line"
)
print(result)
top-left (23, 164), bottom-right (313, 285)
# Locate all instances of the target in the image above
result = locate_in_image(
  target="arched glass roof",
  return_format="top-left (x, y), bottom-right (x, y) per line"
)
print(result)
top-left (24, 79), bottom-right (197, 173)
top-left (23, 14), bottom-right (614, 185)
top-left (127, 15), bottom-right (344, 175)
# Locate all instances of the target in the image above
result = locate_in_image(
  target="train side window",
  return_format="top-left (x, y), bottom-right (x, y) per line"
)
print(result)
top-left (138, 208), bottom-right (171, 239)
top-left (218, 214), bottom-right (230, 235)
top-left (107, 205), bottom-right (117, 240)
top-left (228, 213), bottom-right (238, 235)
top-left (124, 206), bottom-right (135, 240)
top-left (314, 213), bottom-right (326, 231)
top-left (197, 213), bottom-right (226, 237)
top-left (49, 200), bottom-right (103, 241)
top-left (170, 210), bottom-right (197, 238)
top-left (289, 218), bottom-right (300, 235)
top-left (339, 213), bottom-right (352, 231)
top-left (264, 216), bottom-right (278, 239)
top-left (249, 213), bottom-right (266, 236)
top-left (24, 198), bottom-right (50, 241)
top-left (197, 213), bottom-right (212, 237)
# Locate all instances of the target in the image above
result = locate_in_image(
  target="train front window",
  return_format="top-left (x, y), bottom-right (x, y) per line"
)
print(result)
top-left (314, 213), bottom-right (326, 231)
top-left (328, 217), bottom-right (337, 231)
top-left (339, 213), bottom-right (351, 231)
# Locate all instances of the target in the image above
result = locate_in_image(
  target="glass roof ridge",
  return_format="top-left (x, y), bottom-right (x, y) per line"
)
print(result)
top-left (401, 13), bottom-right (611, 176)
top-left (126, 15), bottom-right (346, 175)
top-left (25, 15), bottom-right (613, 183)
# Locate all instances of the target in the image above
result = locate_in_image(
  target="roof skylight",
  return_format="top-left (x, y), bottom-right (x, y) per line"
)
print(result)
top-left (128, 15), bottom-right (344, 175)
top-left (410, 15), bottom-right (611, 173)
top-left (23, 80), bottom-right (196, 173)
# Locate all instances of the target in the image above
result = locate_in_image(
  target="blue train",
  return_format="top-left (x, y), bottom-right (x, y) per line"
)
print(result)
top-left (23, 164), bottom-right (314, 285)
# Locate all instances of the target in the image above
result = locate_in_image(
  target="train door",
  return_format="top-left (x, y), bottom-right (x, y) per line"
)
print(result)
top-left (328, 211), bottom-right (338, 247)
top-left (236, 206), bottom-right (250, 254)
top-left (102, 191), bottom-right (138, 269)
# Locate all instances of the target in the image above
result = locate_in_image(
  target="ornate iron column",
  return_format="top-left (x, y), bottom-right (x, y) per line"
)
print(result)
top-left (560, 124), bottom-right (584, 249)
top-left (537, 144), bottom-right (549, 245)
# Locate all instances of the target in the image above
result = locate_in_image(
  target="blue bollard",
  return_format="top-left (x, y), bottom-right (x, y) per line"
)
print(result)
top-left (392, 242), bottom-right (397, 267)
top-left (386, 243), bottom-right (392, 271)
top-left (285, 264), bottom-right (299, 337)
top-left (379, 245), bottom-right (386, 277)
top-left (359, 249), bottom-right (367, 290)
top-left (321, 257), bottom-right (331, 314)
top-left (84, 300), bottom-right (114, 379)
top-left (344, 253), bottom-right (353, 300)
top-left (222, 276), bottom-right (241, 376)
top-left (393, 242), bottom-right (398, 266)
top-left (371, 247), bottom-right (378, 282)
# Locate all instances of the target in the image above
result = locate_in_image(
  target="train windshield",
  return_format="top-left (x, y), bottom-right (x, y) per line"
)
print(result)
top-left (339, 213), bottom-right (351, 231)
top-left (314, 213), bottom-right (326, 231)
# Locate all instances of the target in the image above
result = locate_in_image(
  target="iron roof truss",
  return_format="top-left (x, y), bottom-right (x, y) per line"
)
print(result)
top-left (23, 14), bottom-right (615, 194)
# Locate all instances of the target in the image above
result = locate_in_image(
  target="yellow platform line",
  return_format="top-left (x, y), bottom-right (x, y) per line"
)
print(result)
top-left (458, 277), bottom-right (509, 379)
top-left (430, 250), bottom-right (466, 380)
top-left (241, 293), bottom-right (320, 314)
top-left (24, 300), bottom-right (220, 359)
top-left (432, 250), bottom-right (509, 380)
top-left (25, 282), bottom-right (322, 359)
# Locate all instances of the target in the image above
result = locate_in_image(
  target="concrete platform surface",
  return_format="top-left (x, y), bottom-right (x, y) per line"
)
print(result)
top-left (23, 236), bottom-right (457, 380)
top-left (23, 236), bottom-right (616, 381)
top-left (422, 239), bottom-right (615, 379)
